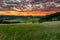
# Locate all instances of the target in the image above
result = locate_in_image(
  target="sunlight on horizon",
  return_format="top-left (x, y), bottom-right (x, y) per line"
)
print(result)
top-left (0, 11), bottom-right (57, 16)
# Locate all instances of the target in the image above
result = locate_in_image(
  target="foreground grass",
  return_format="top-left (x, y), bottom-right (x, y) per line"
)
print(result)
top-left (0, 22), bottom-right (60, 40)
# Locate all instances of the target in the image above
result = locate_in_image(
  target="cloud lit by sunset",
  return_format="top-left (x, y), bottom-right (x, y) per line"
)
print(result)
top-left (0, 10), bottom-right (58, 16)
top-left (0, 0), bottom-right (60, 16)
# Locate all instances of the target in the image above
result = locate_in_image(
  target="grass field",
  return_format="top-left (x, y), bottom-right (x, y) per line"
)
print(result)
top-left (0, 21), bottom-right (60, 40)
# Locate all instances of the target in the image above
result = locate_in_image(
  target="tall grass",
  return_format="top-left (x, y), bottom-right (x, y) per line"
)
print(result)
top-left (0, 23), bottom-right (60, 40)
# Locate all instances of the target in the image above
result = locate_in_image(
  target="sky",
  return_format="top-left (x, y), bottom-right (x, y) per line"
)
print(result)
top-left (0, 0), bottom-right (60, 16)
top-left (0, 0), bottom-right (60, 11)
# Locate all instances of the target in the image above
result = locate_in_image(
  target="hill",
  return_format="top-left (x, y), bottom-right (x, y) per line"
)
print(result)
top-left (42, 12), bottom-right (60, 21)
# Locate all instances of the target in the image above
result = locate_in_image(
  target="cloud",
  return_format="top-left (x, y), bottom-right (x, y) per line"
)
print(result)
top-left (0, 0), bottom-right (60, 11)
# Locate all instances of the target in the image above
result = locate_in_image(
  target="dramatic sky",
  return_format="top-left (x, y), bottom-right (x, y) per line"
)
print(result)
top-left (0, 0), bottom-right (60, 16)
top-left (0, 0), bottom-right (60, 11)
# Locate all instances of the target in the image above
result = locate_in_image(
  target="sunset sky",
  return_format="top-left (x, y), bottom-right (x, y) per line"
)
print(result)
top-left (0, 0), bottom-right (60, 16)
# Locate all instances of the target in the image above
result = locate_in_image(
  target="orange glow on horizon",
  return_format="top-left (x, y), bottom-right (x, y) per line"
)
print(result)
top-left (0, 11), bottom-right (58, 16)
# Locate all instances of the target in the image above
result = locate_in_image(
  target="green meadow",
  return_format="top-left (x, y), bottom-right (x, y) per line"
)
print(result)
top-left (0, 21), bottom-right (60, 40)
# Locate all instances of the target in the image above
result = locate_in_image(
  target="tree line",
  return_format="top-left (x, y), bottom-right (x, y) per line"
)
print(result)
top-left (0, 12), bottom-right (60, 24)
